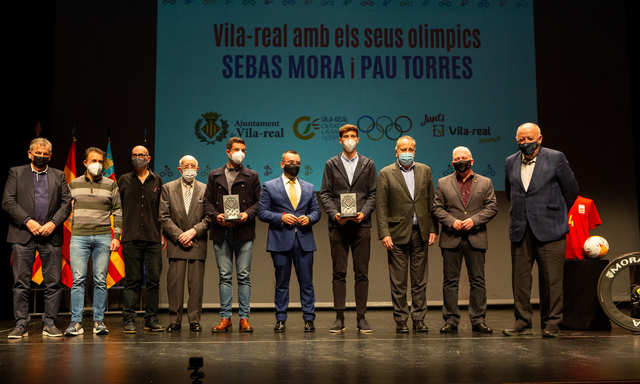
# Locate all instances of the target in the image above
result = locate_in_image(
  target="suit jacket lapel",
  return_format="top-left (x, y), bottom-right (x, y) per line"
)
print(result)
top-left (392, 164), bottom-right (412, 200)
top-left (186, 182), bottom-right (201, 221)
top-left (528, 149), bottom-right (545, 191)
top-left (172, 183), bottom-right (187, 221)
top-left (450, 174), bottom-right (464, 206)
top-left (467, 174), bottom-right (478, 206)
top-left (276, 177), bottom-right (295, 211)
top-left (23, 166), bottom-right (35, 207)
top-left (413, 165), bottom-right (424, 201)
top-left (350, 156), bottom-right (365, 186)
top-left (333, 156), bottom-right (349, 185)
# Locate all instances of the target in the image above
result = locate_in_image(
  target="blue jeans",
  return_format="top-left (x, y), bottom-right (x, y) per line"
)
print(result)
top-left (213, 229), bottom-right (253, 319)
top-left (69, 234), bottom-right (112, 322)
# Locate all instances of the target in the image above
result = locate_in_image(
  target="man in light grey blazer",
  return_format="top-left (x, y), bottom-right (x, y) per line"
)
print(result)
top-left (376, 136), bottom-right (438, 333)
top-left (433, 146), bottom-right (498, 334)
top-left (159, 155), bottom-right (211, 332)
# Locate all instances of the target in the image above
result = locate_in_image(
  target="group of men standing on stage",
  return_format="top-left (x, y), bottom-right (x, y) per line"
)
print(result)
top-left (3, 121), bottom-right (578, 339)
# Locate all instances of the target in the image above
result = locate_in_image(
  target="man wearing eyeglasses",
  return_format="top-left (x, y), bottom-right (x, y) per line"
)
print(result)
top-left (117, 145), bottom-right (165, 333)
top-left (258, 150), bottom-right (321, 333)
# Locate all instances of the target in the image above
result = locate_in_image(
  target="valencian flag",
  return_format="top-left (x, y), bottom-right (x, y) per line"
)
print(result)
top-left (103, 139), bottom-right (125, 288)
top-left (60, 138), bottom-right (77, 288)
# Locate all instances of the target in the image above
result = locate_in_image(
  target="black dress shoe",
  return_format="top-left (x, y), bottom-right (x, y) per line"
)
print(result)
top-left (304, 320), bottom-right (315, 332)
top-left (413, 320), bottom-right (428, 332)
top-left (472, 323), bottom-right (493, 333)
top-left (396, 321), bottom-right (409, 333)
top-left (166, 323), bottom-right (181, 332)
top-left (190, 323), bottom-right (202, 332)
top-left (274, 320), bottom-right (286, 333)
top-left (439, 323), bottom-right (458, 333)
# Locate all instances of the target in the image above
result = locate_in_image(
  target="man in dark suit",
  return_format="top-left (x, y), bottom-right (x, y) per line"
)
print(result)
top-left (376, 136), bottom-right (438, 333)
top-left (204, 137), bottom-right (261, 333)
top-left (258, 150), bottom-right (321, 332)
top-left (504, 123), bottom-right (579, 338)
top-left (320, 124), bottom-right (377, 333)
top-left (2, 138), bottom-right (72, 338)
top-left (433, 146), bottom-right (498, 334)
top-left (160, 155), bottom-right (211, 332)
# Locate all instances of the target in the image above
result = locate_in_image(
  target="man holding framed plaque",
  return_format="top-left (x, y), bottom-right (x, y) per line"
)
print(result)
top-left (203, 137), bottom-right (261, 333)
top-left (320, 124), bottom-right (377, 333)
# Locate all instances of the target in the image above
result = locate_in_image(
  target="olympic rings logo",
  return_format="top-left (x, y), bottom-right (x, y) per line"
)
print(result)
top-left (356, 116), bottom-right (412, 141)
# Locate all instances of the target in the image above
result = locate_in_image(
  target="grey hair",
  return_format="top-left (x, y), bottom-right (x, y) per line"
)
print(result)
top-left (452, 146), bottom-right (472, 160)
top-left (179, 155), bottom-right (198, 168)
top-left (29, 137), bottom-right (53, 153)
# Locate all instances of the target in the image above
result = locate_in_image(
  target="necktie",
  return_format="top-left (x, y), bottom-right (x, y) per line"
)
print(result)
top-left (184, 183), bottom-right (192, 215)
top-left (289, 179), bottom-right (297, 210)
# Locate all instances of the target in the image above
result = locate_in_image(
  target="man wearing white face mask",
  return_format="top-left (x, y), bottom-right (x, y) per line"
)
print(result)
top-left (65, 147), bottom-right (122, 336)
top-left (160, 155), bottom-right (211, 332)
top-left (320, 124), bottom-right (377, 333)
top-left (204, 137), bottom-right (261, 332)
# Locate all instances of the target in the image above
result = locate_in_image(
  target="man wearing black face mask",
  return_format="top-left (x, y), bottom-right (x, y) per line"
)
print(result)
top-left (117, 145), bottom-right (165, 333)
top-left (504, 123), bottom-right (578, 338)
top-left (433, 146), bottom-right (497, 334)
top-left (2, 138), bottom-right (71, 338)
top-left (258, 150), bottom-right (321, 332)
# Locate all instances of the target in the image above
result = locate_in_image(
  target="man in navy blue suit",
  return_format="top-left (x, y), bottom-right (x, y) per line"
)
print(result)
top-left (258, 150), bottom-right (321, 332)
top-left (504, 123), bottom-right (579, 338)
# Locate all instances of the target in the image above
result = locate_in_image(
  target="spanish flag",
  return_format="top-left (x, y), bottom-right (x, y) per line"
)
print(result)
top-left (60, 140), bottom-right (76, 288)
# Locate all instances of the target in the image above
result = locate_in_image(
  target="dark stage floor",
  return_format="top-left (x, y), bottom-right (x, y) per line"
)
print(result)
top-left (0, 308), bottom-right (638, 384)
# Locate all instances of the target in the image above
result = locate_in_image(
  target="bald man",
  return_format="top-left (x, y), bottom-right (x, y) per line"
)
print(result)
top-left (118, 145), bottom-right (165, 333)
top-left (504, 123), bottom-right (578, 338)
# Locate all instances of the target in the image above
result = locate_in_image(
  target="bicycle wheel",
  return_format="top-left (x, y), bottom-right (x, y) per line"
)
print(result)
top-left (597, 252), bottom-right (640, 332)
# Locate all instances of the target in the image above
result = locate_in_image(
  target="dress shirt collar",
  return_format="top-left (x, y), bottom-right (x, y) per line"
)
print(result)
top-left (397, 160), bottom-right (415, 172)
top-left (30, 163), bottom-right (48, 174)
top-left (341, 152), bottom-right (358, 163)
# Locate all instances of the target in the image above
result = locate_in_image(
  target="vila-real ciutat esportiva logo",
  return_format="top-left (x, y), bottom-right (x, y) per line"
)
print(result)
top-left (194, 112), bottom-right (229, 145)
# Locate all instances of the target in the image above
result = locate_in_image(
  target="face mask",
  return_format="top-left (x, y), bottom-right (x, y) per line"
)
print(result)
top-left (519, 142), bottom-right (539, 156)
top-left (32, 155), bottom-right (50, 168)
top-left (132, 157), bottom-right (147, 169)
top-left (87, 163), bottom-right (103, 177)
top-left (230, 151), bottom-right (245, 165)
top-left (398, 152), bottom-right (414, 166)
top-left (342, 139), bottom-right (357, 153)
top-left (284, 164), bottom-right (300, 178)
top-left (181, 169), bottom-right (197, 182)
top-left (453, 160), bottom-right (471, 173)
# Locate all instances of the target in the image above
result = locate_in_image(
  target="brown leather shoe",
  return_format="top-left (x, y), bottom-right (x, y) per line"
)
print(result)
top-left (240, 318), bottom-right (254, 333)
top-left (212, 318), bottom-right (232, 333)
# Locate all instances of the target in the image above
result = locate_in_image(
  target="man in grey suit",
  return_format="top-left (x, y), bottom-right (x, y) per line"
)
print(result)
top-left (2, 138), bottom-right (72, 338)
top-left (376, 135), bottom-right (438, 333)
top-left (159, 155), bottom-right (211, 332)
top-left (433, 146), bottom-right (498, 334)
top-left (504, 123), bottom-right (578, 338)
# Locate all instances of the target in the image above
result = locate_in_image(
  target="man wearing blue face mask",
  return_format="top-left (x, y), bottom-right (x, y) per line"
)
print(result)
top-left (376, 136), bottom-right (439, 333)
top-left (504, 123), bottom-right (578, 338)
